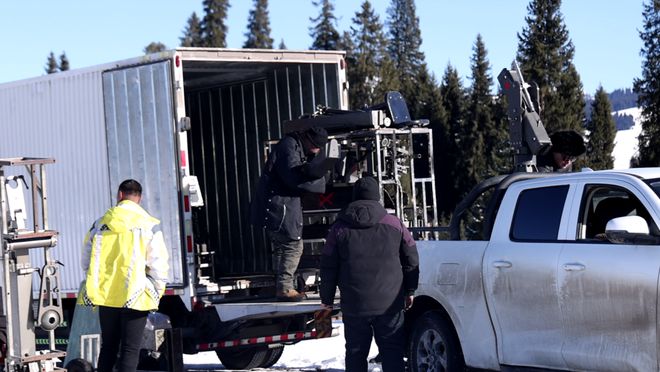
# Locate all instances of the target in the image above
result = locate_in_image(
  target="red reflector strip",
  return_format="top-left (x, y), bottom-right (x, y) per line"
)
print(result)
top-left (63, 293), bottom-right (78, 299)
top-left (180, 151), bottom-right (187, 167)
top-left (187, 236), bottom-right (193, 253)
top-left (196, 330), bottom-right (319, 350)
top-left (184, 195), bottom-right (190, 212)
top-left (163, 289), bottom-right (183, 296)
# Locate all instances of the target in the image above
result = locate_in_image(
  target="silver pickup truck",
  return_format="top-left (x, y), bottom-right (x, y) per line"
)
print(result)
top-left (406, 168), bottom-right (660, 372)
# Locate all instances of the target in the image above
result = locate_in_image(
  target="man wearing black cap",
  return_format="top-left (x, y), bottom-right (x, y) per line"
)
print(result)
top-left (251, 126), bottom-right (329, 301)
top-left (537, 130), bottom-right (587, 172)
top-left (320, 176), bottom-right (419, 372)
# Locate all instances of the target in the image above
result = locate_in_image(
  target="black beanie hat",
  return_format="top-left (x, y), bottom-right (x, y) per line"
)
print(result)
top-left (353, 177), bottom-right (380, 201)
top-left (306, 127), bottom-right (329, 148)
top-left (550, 130), bottom-right (586, 157)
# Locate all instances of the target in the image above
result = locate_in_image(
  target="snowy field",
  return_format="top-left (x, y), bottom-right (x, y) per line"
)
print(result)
top-left (612, 107), bottom-right (642, 169)
top-left (183, 320), bottom-right (382, 371)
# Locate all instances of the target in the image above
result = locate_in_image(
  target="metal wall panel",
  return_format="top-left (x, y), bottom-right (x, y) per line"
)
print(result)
top-left (103, 61), bottom-right (184, 286)
top-left (0, 70), bottom-right (111, 294)
top-left (186, 62), bottom-right (341, 276)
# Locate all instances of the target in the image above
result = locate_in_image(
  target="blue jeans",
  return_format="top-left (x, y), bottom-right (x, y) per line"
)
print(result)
top-left (343, 311), bottom-right (405, 372)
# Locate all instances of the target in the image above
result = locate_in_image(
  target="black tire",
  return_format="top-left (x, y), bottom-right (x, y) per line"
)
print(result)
top-left (260, 346), bottom-right (284, 368)
top-left (408, 312), bottom-right (464, 372)
top-left (65, 358), bottom-right (94, 372)
top-left (216, 347), bottom-right (269, 370)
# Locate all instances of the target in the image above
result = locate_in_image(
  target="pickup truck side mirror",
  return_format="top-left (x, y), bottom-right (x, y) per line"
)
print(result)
top-left (606, 215), bottom-right (649, 235)
top-left (604, 216), bottom-right (660, 245)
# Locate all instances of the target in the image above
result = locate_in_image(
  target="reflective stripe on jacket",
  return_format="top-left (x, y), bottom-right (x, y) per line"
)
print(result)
top-left (81, 200), bottom-right (169, 311)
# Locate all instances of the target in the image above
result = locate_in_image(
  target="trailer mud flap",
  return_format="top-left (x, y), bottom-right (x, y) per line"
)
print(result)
top-left (314, 309), bottom-right (332, 338)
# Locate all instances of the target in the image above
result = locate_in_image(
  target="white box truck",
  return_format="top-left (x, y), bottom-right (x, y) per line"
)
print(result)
top-left (0, 48), bottom-right (349, 369)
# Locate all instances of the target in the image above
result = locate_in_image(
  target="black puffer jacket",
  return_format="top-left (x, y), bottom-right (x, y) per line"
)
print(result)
top-left (320, 200), bottom-right (419, 316)
top-left (251, 134), bottom-right (325, 240)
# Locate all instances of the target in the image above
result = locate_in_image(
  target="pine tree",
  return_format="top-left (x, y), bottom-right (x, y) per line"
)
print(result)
top-left (278, 39), bottom-right (287, 49)
top-left (309, 0), bottom-right (340, 50)
top-left (585, 87), bottom-right (615, 170)
top-left (201, 0), bottom-right (230, 48)
top-left (439, 65), bottom-right (466, 215)
top-left (347, 0), bottom-right (390, 109)
top-left (144, 42), bottom-right (167, 54)
top-left (45, 52), bottom-right (58, 74)
top-left (516, 0), bottom-right (585, 135)
top-left (633, 0), bottom-right (660, 166)
top-left (58, 52), bottom-right (70, 71)
top-left (180, 12), bottom-right (204, 47)
top-left (244, 0), bottom-right (274, 49)
top-left (465, 34), bottom-right (494, 182)
top-left (386, 0), bottom-right (425, 109)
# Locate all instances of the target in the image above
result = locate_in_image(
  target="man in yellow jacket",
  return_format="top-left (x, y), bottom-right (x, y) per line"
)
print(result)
top-left (81, 179), bottom-right (169, 372)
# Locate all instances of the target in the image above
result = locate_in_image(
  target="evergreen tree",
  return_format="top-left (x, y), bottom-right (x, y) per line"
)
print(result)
top-left (516, 0), bottom-right (585, 135)
top-left (45, 52), bottom-right (58, 74)
top-left (309, 0), bottom-right (340, 50)
top-left (439, 65), bottom-right (466, 215)
top-left (244, 0), bottom-right (274, 49)
top-left (180, 12), bottom-right (204, 47)
top-left (58, 52), bottom-right (70, 71)
top-left (278, 39), bottom-right (287, 49)
top-left (347, 0), bottom-right (390, 109)
top-left (633, 0), bottom-right (660, 166)
top-left (465, 34), bottom-right (494, 182)
top-left (585, 87), bottom-right (615, 170)
top-left (201, 0), bottom-right (230, 48)
top-left (144, 42), bottom-right (167, 54)
top-left (386, 0), bottom-right (425, 108)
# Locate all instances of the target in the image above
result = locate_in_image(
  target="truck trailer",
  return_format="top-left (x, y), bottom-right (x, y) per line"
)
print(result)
top-left (0, 48), bottom-right (438, 370)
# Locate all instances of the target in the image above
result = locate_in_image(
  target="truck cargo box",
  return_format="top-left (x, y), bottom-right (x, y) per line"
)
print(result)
top-left (0, 48), bottom-right (347, 296)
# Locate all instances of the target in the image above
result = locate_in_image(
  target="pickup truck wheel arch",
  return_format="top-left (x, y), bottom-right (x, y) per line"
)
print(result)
top-left (408, 311), bottom-right (464, 372)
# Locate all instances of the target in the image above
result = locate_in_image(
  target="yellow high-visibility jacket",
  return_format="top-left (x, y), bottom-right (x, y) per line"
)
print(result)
top-left (81, 200), bottom-right (169, 311)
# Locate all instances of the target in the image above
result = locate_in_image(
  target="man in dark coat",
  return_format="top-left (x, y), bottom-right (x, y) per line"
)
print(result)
top-left (320, 176), bottom-right (419, 372)
top-left (252, 126), bottom-right (328, 301)
top-left (537, 130), bottom-right (587, 172)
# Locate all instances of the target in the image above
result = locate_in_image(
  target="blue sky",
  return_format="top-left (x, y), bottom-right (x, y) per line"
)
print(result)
top-left (0, 1), bottom-right (644, 95)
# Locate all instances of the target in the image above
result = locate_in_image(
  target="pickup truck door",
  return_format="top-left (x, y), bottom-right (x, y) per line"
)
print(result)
top-left (558, 180), bottom-right (660, 371)
top-left (484, 182), bottom-right (573, 369)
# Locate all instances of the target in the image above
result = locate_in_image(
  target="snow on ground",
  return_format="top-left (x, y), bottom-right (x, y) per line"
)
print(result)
top-left (612, 107), bottom-right (643, 169)
top-left (183, 320), bottom-right (381, 371)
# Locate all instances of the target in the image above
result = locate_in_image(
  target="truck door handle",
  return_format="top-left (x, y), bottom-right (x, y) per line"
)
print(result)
top-left (562, 263), bottom-right (586, 271)
top-left (492, 260), bottom-right (512, 269)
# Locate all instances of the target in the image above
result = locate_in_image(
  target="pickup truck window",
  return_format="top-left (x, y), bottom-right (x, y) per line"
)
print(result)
top-left (511, 185), bottom-right (569, 241)
top-left (580, 185), bottom-right (655, 239)
top-left (645, 178), bottom-right (660, 198)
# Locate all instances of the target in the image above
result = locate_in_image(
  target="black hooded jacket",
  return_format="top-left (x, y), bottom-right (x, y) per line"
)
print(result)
top-left (250, 133), bottom-right (326, 240)
top-left (320, 199), bottom-right (419, 316)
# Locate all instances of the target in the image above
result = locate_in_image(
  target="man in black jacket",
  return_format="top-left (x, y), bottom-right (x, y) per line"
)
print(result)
top-left (537, 130), bottom-right (586, 172)
top-left (252, 126), bottom-right (328, 301)
top-left (320, 176), bottom-right (419, 372)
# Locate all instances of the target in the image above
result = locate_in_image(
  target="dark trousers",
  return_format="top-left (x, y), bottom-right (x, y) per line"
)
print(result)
top-left (97, 306), bottom-right (148, 372)
top-left (343, 311), bottom-right (405, 372)
top-left (268, 231), bottom-right (304, 292)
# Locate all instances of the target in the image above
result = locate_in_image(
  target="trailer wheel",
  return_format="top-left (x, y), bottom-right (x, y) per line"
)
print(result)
top-left (65, 358), bottom-right (94, 372)
top-left (260, 346), bottom-right (284, 368)
top-left (408, 312), bottom-right (464, 372)
top-left (216, 347), bottom-right (269, 370)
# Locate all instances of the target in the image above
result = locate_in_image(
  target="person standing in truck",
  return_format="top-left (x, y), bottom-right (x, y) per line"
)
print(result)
top-left (80, 179), bottom-right (169, 372)
top-left (320, 176), bottom-right (419, 372)
top-left (537, 130), bottom-right (587, 172)
top-left (251, 127), bottom-right (329, 302)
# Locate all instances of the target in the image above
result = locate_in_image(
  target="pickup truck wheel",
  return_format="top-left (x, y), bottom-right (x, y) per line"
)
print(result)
top-left (260, 345), bottom-right (284, 368)
top-left (216, 347), bottom-right (269, 370)
top-left (409, 312), bottom-right (464, 372)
